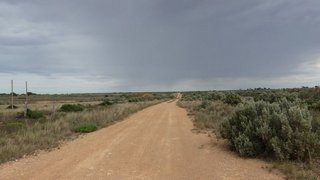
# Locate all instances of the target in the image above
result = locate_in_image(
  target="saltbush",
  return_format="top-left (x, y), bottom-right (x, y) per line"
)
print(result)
top-left (59, 104), bottom-right (85, 112)
top-left (308, 101), bottom-right (320, 111)
top-left (254, 91), bottom-right (299, 103)
top-left (223, 92), bottom-right (242, 106)
top-left (16, 109), bottom-right (44, 119)
top-left (27, 110), bottom-right (44, 119)
top-left (74, 123), bottom-right (97, 133)
top-left (220, 99), bottom-right (320, 161)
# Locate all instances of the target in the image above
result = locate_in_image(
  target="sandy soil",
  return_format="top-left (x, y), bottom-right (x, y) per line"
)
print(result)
top-left (0, 100), bottom-right (282, 180)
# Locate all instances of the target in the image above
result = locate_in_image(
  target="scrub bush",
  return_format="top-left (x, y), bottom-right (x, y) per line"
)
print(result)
top-left (74, 123), bottom-right (97, 133)
top-left (16, 109), bottom-right (44, 119)
top-left (59, 104), bottom-right (85, 112)
top-left (220, 99), bottom-right (320, 161)
top-left (223, 92), bottom-right (242, 106)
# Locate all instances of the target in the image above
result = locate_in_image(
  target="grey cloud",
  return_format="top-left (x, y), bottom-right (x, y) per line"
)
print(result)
top-left (0, 36), bottom-right (50, 46)
top-left (1, 0), bottom-right (320, 92)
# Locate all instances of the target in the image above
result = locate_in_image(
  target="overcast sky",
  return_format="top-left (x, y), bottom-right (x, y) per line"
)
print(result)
top-left (1, 0), bottom-right (320, 93)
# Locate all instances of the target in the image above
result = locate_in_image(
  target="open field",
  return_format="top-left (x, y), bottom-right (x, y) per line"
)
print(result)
top-left (0, 92), bottom-right (174, 164)
top-left (0, 92), bottom-right (175, 121)
top-left (0, 89), bottom-right (319, 179)
top-left (0, 100), bottom-right (281, 180)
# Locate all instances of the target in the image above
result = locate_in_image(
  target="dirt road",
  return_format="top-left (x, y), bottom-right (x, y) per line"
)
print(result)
top-left (0, 101), bottom-right (281, 180)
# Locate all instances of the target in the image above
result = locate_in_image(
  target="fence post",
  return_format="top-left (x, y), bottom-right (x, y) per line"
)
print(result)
top-left (11, 80), bottom-right (14, 110)
top-left (24, 81), bottom-right (28, 118)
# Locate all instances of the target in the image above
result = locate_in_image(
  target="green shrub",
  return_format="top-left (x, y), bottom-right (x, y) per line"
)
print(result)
top-left (223, 92), bottom-right (242, 105)
top-left (16, 109), bottom-right (44, 119)
top-left (27, 110), bottom-right (44, 119)
top-left (308, 101), bottom-right (320, 111)
top-left (208, 92), bottom-right (226, 101)
top-left (73, 124), bottom-right (97, 133)
top-left (220, 99), bottom-right (320, 161)
top-left (253, 91), bottom-right (299, 103)
top-left (198, 101), bottom-right (210, 110)
top-left (59, 104), bottom-right (85, 112)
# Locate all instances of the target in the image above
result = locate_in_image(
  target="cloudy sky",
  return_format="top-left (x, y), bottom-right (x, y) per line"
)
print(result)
top-left (0, 0), bottom-right (320, 93)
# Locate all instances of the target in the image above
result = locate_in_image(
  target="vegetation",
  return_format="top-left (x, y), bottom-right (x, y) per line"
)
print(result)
top-left (74, 123), bottom-right (97, 133)
top-left (0, 101), bottom-right (164, 164)
top-left (99, 100), bottom-right (113, 106)
top-left (179, 88), bottom-right (320, 179)
top-left (16, 109), bottom-right (44, 119)
top-left (2, 122), bottom-right (26, 133)
top-left (178, 100), bottom-right (233, 134)
top-left (0, 92), bottom-right (174, 105)
top-left (59, 104), bottom-right (85, 112)
top-left (0, 92), bottom-right (173, 164)
top-left (220, 100), bottom-right (320, 161)
top-left (223, 92), bottom-right (242, 105)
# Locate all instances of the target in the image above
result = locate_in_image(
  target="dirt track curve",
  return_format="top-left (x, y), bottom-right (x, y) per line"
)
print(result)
top-left (0, 100), bottom-right (282, 180)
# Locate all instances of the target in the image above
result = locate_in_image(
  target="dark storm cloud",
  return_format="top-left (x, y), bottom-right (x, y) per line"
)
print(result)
top-left (1, 0), bottom-right (320, 92)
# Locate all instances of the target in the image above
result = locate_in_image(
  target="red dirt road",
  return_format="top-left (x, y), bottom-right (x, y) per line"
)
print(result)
top-left (0, 101), bottom-right (282, 179)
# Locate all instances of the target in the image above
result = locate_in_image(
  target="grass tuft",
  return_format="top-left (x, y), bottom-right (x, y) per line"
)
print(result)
top-left (74, 124), bottom-right (97, 133)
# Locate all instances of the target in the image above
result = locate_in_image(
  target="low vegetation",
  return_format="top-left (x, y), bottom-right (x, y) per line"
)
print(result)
top-left (179, 88), bottom-right (320, 179)
top-left (0, 92), bottom-right (174, 164)
top-left (178, 100), bottom-right (233, 134)
top-left (74, 123), bottom-right (98, 133)
top-left (16, 109), bottom-right (44, 119)
top-left (220, 99), bottom-right (320, 161)
top-left (59, 104), bottom-right (85, 112)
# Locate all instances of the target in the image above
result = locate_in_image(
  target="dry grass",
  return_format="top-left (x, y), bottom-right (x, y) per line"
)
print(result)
top-left (178, 100), bottom-right (233, 136)
top-left (268, 161), bottom-right (320, 180)
top-left (0, 101), bottom-right (163, 164)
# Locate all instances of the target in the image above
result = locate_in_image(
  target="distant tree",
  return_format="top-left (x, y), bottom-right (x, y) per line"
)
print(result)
top-left (27, 92), bottom-right (37, 96)
top-left (10, 92), bottom-right (18, 96)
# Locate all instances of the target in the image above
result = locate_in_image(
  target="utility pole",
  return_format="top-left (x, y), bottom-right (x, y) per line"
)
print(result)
top-left (11, 80), bottom-right (13, 110)
top-left (51, 97), bottom-right (56, 121)
top-left (24, 81), bottom-right (28, 118)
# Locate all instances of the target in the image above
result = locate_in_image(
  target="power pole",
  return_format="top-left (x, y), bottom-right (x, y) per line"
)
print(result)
top-left (11, 80), bottom-right (13, 110)
top-left (51, 97), bottom-right (56, 121)
top-left (24, 81), bottom-right (28, 118)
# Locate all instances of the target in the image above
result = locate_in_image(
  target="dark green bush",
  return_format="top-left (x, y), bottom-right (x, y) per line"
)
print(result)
top-left (74, 124), bottom-right (97, 133)
top-left (220, 99), bottom-right (320, 161)
top-left (59, 104), bottom-right (85, 112)
top-left (223, 92), bottom-right (242, 106)
top-left (16, 109), bottom-right (44, 119)
top-left (27, 110), bottom-right (44, 119)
